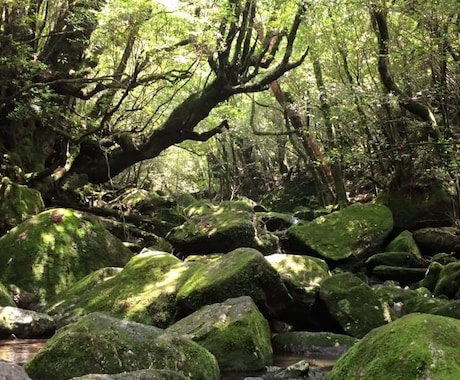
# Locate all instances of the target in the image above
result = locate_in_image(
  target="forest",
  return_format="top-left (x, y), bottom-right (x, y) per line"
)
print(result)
top-left (0, 0), bottom-right (458, 213)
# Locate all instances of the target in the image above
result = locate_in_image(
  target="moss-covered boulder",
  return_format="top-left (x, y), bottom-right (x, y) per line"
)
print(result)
top-left (384, 230), bottom-right (422, 258)
top-left (413, 227), bottom-right (460, 256)
top-left (24, 312), bottom-right (219, 380)
top-left (0, 208), bottom-right (132, 303)
top-left (0, 306), bottom-right (55, 338)
top-left (70, 369), bottom-right (188, 380)
top-left (420, 261), bottom-right (444, 292)
top-left (167, 296), bottom-right (272, 372)
top-left (327, 313), bottom-right (460, 380)
top-left (372, 265), bottom-right (427, 285)
top-left (0, 177), bottom-right (45, 234)
top-left (0, 281), bottom-right (15, 307)
top-left (176, 247), bottom-right (293, 318)
top-left (319, 273), bottom-right (387, 338)
top-left (402, 295), bottom-right (449, 315)
top-left (365, 251), bottom-right (425, 273)
top-left (166, 201), bottom-right (279, 256)
top-left (266, 253), bottom-right (330, 312)
top-left (46, 251), bottom-right (200, 328)
top-left (433, 261), bottom-right (460, 299)
top-left (287, 203), bottom-right (393, 262)
top-left (272, 331), bottom-right (357, 357)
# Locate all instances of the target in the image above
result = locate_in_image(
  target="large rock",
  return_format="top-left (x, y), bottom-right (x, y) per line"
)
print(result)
top-left (287, 203), bottom-right (393, 262)
top-left (0, 177), bottom-right (44, 234)
top-left (167, 296), bottom-right (272, 372)
top-left (0, 360), bottom-right (32, 380)
top-left (319, 273), bottom-right (387, 338)
top-left (24, 312), bottom-right (219, 380)
top-left (413, 227), bottom-right (460, 256)
top-left (328, 313), bottom-right (460, 379)
top-left (0, 208), bottom-right (132, 303)
top-left (384, 230), bottom-right (422, 258)
top-left (0, 306), bottom-right (55, 338)
top-left (176, 247), bottom-right (293, 318)
top-left (70, 370), bottom-right (188, 380)
top-left (166, 200), bottom-right (279, 255)
top-left (45, 251), bottom-right (199, 328)
top-left (0, 281), bottom-right (15, 306)
top-left (433, 261), bottom-right (460, 299)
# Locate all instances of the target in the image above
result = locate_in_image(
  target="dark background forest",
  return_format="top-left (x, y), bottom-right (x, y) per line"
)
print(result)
top-left (1, 0), bottom-right (459, 217)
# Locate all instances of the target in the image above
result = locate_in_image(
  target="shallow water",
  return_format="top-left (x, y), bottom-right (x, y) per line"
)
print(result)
top-left (0, 339), bottom-right (47, 365)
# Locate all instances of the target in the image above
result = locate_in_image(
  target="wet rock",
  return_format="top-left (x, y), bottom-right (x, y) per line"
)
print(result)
top-left (70, 369), bottom-right (188, 379)
top-left (0, 306), bottom-right (55, 339)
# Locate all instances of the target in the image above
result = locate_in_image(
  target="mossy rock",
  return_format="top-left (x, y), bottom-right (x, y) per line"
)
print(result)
top-left (70, 369), bottom-right (188, 379)
top-left (0, 281), bottom-right (15, 307)
top-left (272, 331), bottom-right (357, 357)
top-left (319, 273), bottom-right (387, 338)
top-left (327, 313), bottom-right (460, 380)
top-left (413, 227), bottom-right (460, 256)
top-left (402, 296), bottom-right (449, 315)
top-left (287, 203), bottom-right (393, 262)
top-left (46, 251), bottom-right (200, 328)
top-left (176, 247), bottom-right (293, 318)
top-left (0, 208), bottom-right (132, 303)
top-left (384, 230), bottom-right (422, 258)
top-left (167, 201), bottom-right (279, 255)
top-left (372, 266), bottom-right (427, 285)
top-left (433, 261), bottom-right (460, 299)
top-left (167, 296), bottom-right (272, 372)
top-left (24, 312), bottom-right (219, 380)
top-left (256, 212), bottom-right (295, 231)
top-left (266, 253), bottom-right (330, 311)
top-left (365, 251), bottom-right (425, 272)
top-left (420, 261), bottom-right (444, 292)
top-left (0, 177), bottom-right (45, 234)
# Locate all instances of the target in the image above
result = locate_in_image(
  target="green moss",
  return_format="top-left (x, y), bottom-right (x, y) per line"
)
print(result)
top-left (327, 313), bottom-right (460, 380)
top-left (287, 203), bottom-right (393, 261)
top-left (434, 262), bottom-right (460, 299)
top-left (176, 248), bottom-right (292, 316)
top-left (24, 312), bottom-right (220, 380)
top-left (0, 208), bottom-right (132, 303)
top-left (0, 281), bottom-right (15, 307)
top-left (46, 251), bottom-right (200, 328)
top-left (385, 230), bottom-right (422, 258)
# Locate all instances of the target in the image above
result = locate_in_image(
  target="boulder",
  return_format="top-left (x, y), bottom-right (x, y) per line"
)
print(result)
top-left (0, 177), bottom-right (44, 234)
top-left (328, 313), bottom-right (460, 379)
top-left (70, 369), bottom-right (188, 380)
top-left (266, 253), bottom-right (330, 315)
top-left (0, 306), bottom-right (55, 338)
top-left (319, 273), bottom-right (387, 338)
top-left (373, 282), bottom-right (426, 318)
top-left (45, 251), bottom-right (198, 328)
top-left (167, 296), bottom-right (272, 372)
top-left (286, 203), bottom-right (393, 262)
top-left (413, 227), bottom-right (460, 256)
top-left (166, 201), bottom-right (279, 256)
top-left (433, 261), bottom-right (460, 299)
top-left (0, 208), bottom-right (132, 303)
top-left (365, 251), bottom-right (425, 272)
top-left (371, 265), bottom-right (427, 285)
top-left (384, 230), bottom-right (422, 257)
top-left (176, 247), bottom-right (293, 318)
top-left (0, 360), bottom-right (32, 380)
top-left (24, 312), bottom-right (219, 380)
top-left (420, 261), bottom-right (444, 292)
top-left (272, 331), bottom-right (357, 357)
top-left (402, 295), bottom-right (449, 315)
top-left (0, 281), bottom-right (15, 307)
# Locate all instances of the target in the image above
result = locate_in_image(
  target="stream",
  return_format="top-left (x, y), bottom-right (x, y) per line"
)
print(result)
top-left (0, 339), bottom-right (336, 379)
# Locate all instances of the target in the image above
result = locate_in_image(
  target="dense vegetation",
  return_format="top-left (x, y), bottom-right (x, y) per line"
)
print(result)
top-left (0, 0), bottom-right (459, 210)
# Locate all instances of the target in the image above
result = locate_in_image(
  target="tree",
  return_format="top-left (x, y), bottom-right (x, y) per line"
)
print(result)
top-left (0, 0), bottom-right (309, 193)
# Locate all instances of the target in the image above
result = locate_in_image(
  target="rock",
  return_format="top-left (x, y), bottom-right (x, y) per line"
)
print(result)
top-left (0, 281), bottom-right (15, 307)
top-left (166, 200), bottom-right (279, 256)
top-left (319, 273), bottom-right (387, 338)
top-left (286, 203), bottom-right (393, 262)
top-left (384, 230), bottom-right (422, 257)
top-left (7, 284), bottom-right (41, 310)
top-left (431, 300), bottom-right (460, 320)
top-left (0, 306), bottom-right (55, 338)
top-left (0, 177), bottom-right (44, 234)
top-left (373, 282), bottom-right (423, 318)
top-left (413, 227), bottom-right (460, 256)
top-left (272, 331), bottom-right (357, 357)
top-left (70, 369), bottom-right (188, 379)
top-left (176, 247), bottom-right (293, 318)
top-left (24, 312), bottom-right (219, 380)
top-left (328, 313), bottom-right (460, 379)
top-left (365, 251), bottom-right (425, 272)
top-left (167, 296), bottom-right (272, 372)
top-left (433, 261), bottom-right (460, 299)
top-left (0, 360), bottom-right (32, 380)
top-left (276, 360), bottom-right (309, 378)
top-left (45, 251), bottom-right (198, 328)
top-left (256, 212), bottom-right (295, 231)
top-left (371, 265), bottom-right (427, 285)
top-left (402, 295), bottom-right (448, 314)
top-left (0, 208), bottom-right (132, 303)
top-left (266, 254), bottom-right (330, 323)
top-left (420, 261), bottom-right (444, 292)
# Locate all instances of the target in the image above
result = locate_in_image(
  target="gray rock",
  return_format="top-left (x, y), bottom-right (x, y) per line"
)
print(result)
top-left (0, 360), bottom-right (32, 380)
top-left (0, 307), bottom-right (55, 339)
